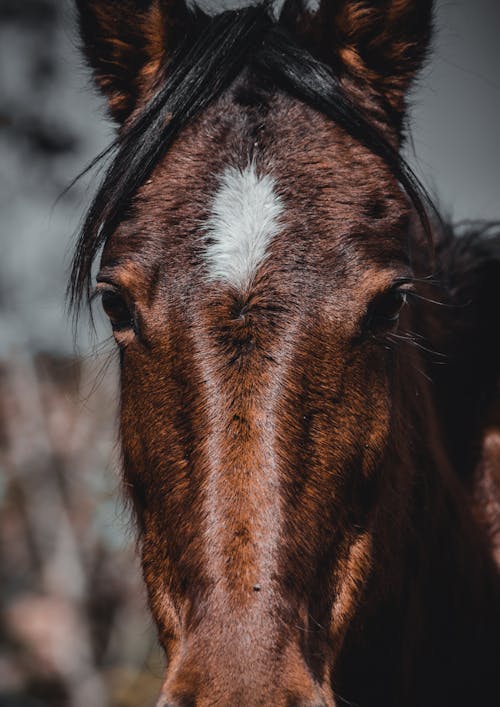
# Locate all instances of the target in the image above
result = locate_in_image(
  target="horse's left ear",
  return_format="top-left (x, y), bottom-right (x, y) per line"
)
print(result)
top-left (284, 0), bottom-right (434, 120)
top-left (76, 0), bottom-right (190, 123)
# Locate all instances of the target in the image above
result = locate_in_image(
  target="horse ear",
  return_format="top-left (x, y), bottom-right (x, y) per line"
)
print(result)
top-left (76, 0), bottom-right (190, 123)
top-left (283, 0), bottom-right (434, 120)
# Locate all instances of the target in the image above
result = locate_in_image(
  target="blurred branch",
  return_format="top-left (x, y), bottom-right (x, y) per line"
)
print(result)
top-left (0, 354), bottom-right (161, 707)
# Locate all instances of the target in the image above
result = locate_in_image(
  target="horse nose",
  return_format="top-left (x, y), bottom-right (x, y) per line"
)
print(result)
top-left (156, 697), bottom-right (181, 707)
top-left (158, 695), bottom-right (329, 707)
top-left (158, 689), bottom-right (332, 707)
top-left (156, 696), bottom-right (189, 707)
top-left (158, 626), bottom-right (335, 706)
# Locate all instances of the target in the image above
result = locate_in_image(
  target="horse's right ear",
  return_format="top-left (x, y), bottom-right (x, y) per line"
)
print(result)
top-left (76, 0), bottom-right (190, 123)
top-left (281, 0), bottom-right (434, 123)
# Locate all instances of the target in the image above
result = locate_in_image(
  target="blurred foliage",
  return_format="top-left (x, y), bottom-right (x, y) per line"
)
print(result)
top-left (0, 354), bottom-right (163, 706)
top-left (0, 1), bottom-right (163, 704)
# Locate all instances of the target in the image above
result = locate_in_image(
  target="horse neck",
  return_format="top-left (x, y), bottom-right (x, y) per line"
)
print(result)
top-left (400, 298), bottom-right (497, 604)
top-left (338, 301), bottom-right (500, 706)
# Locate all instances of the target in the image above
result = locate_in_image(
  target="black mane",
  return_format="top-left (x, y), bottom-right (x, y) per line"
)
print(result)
top-left (69, 4), bottom-right (434, 309)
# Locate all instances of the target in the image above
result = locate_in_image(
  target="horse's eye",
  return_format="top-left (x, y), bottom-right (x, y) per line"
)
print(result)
top-left (101, 289), bottom-right (134, 332)
top-left (366, 287), bottom-right (408, 333)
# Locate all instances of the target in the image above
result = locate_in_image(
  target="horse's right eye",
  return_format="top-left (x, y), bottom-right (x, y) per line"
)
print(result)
top-left (364, 285), bottom-right (410, 335)
top-left (101, 290), bottom-right (134, 332)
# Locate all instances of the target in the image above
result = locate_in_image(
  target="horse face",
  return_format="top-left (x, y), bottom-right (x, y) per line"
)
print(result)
top-left (76, 1), bottom-right (434, 703)
top-left (97, 88), bottom-right (413, 705)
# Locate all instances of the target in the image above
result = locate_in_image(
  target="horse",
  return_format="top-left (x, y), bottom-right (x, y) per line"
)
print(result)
top-left (71, 1), bottom-right (500, 705)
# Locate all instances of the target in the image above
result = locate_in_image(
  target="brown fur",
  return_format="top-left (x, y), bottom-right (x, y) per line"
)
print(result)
top-left (76, 2), bottom-right (500, 705)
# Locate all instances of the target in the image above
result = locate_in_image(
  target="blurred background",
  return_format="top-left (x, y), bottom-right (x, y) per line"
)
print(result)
top-left (0, 1), bottom-right (498, 705)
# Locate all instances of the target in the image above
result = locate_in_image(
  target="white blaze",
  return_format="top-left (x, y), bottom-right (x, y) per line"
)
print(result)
top-left (202, 164), bottom-right (284, 290)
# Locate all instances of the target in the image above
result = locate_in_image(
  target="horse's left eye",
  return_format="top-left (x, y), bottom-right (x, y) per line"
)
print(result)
top-left (366, 287), bottom-right (408, 333)
top-left (101, 289), bottom-right (134, 332)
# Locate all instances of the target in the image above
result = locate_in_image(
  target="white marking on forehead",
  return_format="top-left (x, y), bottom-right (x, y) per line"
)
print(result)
top-left (203, 164), bottom-right (284, 291)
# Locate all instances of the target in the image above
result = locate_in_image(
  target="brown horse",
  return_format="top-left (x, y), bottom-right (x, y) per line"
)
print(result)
top-left (71, 1), bottom-right (500, 705)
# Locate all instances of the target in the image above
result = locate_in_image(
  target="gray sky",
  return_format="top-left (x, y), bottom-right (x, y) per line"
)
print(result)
top-left (407, 0), bottom-right (500, 222)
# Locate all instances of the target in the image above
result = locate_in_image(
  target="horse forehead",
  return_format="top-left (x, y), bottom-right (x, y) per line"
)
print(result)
top-left (110, 163), bottom-right (403, 301)
top-left (106, 97), bottom-right (407, 289)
